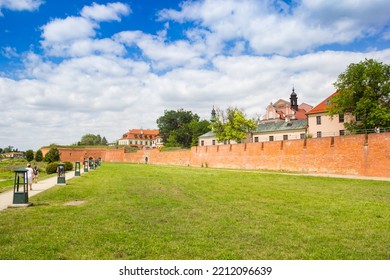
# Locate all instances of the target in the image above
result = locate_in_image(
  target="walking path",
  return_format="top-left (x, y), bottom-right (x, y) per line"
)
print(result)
top-left (0, 168), bottom-right (87, 211)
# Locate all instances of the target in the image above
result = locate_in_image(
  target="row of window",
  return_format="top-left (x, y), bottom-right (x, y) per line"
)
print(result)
top-left (316, 114), bottom-right (345, 125)
top-left (128, 140), bottom-right (155, 146)
top-left (255, 134), bottom-right (306, 142)
top-left (200, 129), bottom-right (348, 146)
top-left (134, 134), bottom-right (155, 139)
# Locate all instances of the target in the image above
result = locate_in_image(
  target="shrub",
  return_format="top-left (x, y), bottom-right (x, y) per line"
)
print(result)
top-left (46, 162), bottom-right (58, 174)
top-left (25, 150), bottom-right (34, 162)
top-left (64, 161), bottom-right (73, 171)
top-left (35, 150), bottom-right (43, 162)
top-left (44, 147), bottom-right (60, 163)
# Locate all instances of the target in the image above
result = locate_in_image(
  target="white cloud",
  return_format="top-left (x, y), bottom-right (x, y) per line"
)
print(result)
top-left (41, 17), bottom-right (96, 43)
top-left (1, 1), bottom-right (390, 151)
top-left (159, 0), bottom-right (390, 55)
top-left (115, 31), bottom-right (206, 70)
top-left (0, 0), bottom-right (42, 15)
top-left (80, 2), bottom-right (131, 22)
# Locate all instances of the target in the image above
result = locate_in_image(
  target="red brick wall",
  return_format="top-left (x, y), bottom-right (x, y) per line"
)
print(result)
top-left (46, 133), bottom-right (390, 178)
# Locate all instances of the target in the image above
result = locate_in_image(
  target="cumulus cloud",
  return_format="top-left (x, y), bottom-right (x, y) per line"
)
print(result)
top-left (81, 2), bottom-right (131, 22)
top-left (1, 0), bottom-right (390, 151)
top-left (0, 0), bottom-right (42, 15)
top-left (159, 0), bottom-right (390, 55)
top-left (41, 17), bottom-right (96, 43)
top-left (40, 2), bottom-right (131, 57)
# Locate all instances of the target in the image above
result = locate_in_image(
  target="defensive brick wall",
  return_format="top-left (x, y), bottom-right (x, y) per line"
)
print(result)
top-left (48, 133), bottom-right (390, 178)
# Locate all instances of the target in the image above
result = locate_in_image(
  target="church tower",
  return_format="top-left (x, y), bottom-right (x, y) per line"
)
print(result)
top-left (210, 106), bottom-right (216, 123)
top-left (290, 88), bottom-right (298, 111)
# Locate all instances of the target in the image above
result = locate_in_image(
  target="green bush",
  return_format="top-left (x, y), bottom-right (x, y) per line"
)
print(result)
top-left (46, 162), bottom-right (58, 174)
top-left (64, 161), bottom-right (73, 171)
top-left (25, 150), bottom-right (34, 162)
top-left (35, 150), bottom-right (43, 162)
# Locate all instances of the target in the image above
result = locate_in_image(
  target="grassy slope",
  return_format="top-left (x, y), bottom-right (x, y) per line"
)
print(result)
top-left (0, 163), bottom-right (389, 260)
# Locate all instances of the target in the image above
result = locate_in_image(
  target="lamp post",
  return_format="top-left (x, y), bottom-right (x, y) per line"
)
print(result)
top-left (12, 168), bottom-right (30, 205)
top-left (84, 159), bottom-right (89, 172)
top-left (89, 159), bottom-right (95, 170)
top-left (57, 162), bottom-right (66, 185)
top-left (75, 161), bottom-right (81, 176)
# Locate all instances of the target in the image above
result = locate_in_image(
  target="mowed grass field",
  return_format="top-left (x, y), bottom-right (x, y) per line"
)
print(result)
top-left (0, 163), bottom-right (389, 260)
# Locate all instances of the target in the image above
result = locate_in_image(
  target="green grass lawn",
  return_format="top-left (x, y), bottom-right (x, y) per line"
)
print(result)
top-left (0, 163), bottom-right (389, 260)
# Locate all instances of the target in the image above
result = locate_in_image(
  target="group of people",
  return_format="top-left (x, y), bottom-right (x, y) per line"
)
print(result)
top-left (26, 163), bottom-right (39, 191)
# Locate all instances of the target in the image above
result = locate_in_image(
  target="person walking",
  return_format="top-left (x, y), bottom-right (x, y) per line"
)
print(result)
top-left (26, 163), bottom-right (34, 190)
top-left (33, 165), bottom-right (39, 183)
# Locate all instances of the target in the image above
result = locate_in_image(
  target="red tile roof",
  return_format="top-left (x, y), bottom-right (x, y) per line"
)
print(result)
top-left (306, 91), bottom-right (339, 115)
top-left (121, 129), bottom-right (160, 140)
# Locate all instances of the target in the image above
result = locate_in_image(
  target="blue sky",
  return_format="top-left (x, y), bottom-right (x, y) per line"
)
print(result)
top-left (1, 0), bottom-right (390, 151)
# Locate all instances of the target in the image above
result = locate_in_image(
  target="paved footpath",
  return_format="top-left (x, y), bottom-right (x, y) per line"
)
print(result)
top-left (0, 169), bottom-right (86, 211)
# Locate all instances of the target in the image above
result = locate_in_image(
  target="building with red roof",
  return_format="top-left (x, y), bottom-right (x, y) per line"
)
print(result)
top-left (118, 129), bottom-right (163, 149)
top-left (261, 88), bottom-right (313, 123)
top-left (306, 91), bottom-right (355, 138)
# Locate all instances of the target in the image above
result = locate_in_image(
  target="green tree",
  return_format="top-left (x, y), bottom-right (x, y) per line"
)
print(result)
top-left (25, 150), bottom-right (34, 162)
top-left (3, 146), bottom-right (13, 153)
top-left (157, 109), bottom-right (208, 148)
top-left (329, 59), bottom-right (390, 130)
top-left (44, 147), bottom-right (60, 163)
top-left (35, 150), bottom-right (43, 162)
top-left (190, 119), bottom-right (211, 146)
top-left (78, 134), bottom-right (108, 146)
top-left (210, 107), bottom-right (256, 143)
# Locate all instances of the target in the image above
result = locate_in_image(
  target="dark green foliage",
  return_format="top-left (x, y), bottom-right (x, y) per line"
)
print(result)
top-left (78, 134), bottom-right (108, 146)
top-left (45, 162), bottom-right (58, 174)
top-left (44, 147), bottom-right (60, 163)
top-left (64, 161), bottom-right (73, 171)
top-left (157, 109), bottom-right (210, 148)
top-left (25, 150), bottom-right (34, 162)
top-left (35, 150), bottom-right (43, 162)
top-left (329, 59), bottom-right (390, 130)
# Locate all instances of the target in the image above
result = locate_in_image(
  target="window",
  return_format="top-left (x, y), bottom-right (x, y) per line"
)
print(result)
top-left (317, 131), bottom-right (322, 138)
top-left (254, 137), bottom-right (259, 142)
top-left (356, 114), bottom-right (362, 121)
top-left (283, 135), bottom-right (288, 140)
top-left (339, 114), bottom-right (344, 123)
top-left (339, 130), bottom-right (345, 136)
top-left (300, 133), bottom-right (305, 139)
top-left (316, 116), bottom-right (321, 125)
top-left (212, 140), bottom-right (216, 145)
top-left (201, 140), bottom-right (204, 146)
top-left (269, 136), bottom-right (274, 141)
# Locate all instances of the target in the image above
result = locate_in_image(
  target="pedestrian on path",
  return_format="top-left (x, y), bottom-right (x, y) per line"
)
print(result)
top-left (26, 163), bottom-right (34, 190)
top-left (33, 165), bottom-right (39, 183)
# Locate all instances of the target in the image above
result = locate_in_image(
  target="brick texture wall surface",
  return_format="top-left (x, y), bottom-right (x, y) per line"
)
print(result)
top-left (47, 133), bottom-right (390, 178)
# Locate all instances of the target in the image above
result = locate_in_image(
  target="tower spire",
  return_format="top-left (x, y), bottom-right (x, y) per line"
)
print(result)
top-left (290, 87), bottom-right (298, 111)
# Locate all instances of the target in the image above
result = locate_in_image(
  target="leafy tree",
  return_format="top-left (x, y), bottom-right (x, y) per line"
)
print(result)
top-left (3, 146), bottom-right (13, 153)
top-left (190, 119), bottom-right (211, 146)
top-left (25, 150), bottom-right (34, 162)
top-left (157, 109), bottom-right (209, 148)
top-left (35, 150), bottom-right (43, 162)
top-left (44, 147), bottom-right (60, 163)
top-left (210, 107), bottom-right (256, 143)
top-left (78, 133), bottom-right (108, 146)
top-left (328, 59), bottom-right (390, 130)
